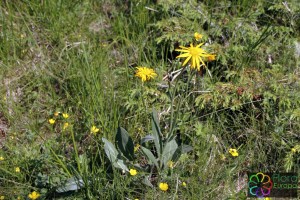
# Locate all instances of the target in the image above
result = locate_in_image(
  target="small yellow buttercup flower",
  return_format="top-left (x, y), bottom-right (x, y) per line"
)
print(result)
top-left (0, 196), bottom-right (4, 200)
top-left (229, 148), bottom-right (239, 157)
top-left (90, 126), bottom-right (100, 135)
top-left (159, 182), bottom-right (168, 191)
top-left (194, 32), bottom-right (203, 41)
top-left (28, 191), bottom-right (40, 200)
top-left (129, 169), bottom-right (137, 176)
top-left (182, 182), bottom-right (187, 187)
top-left (291, 148), bottom-right (296, 153)
top-left (135, 67), bottom-right (157, 82)
top-left (0, 156), bottom-right (4, 161)
top-left (48, 119), bottom-right (55, 124)
top-left (15, 167), bottom-right (20, 173)
top-left (62, 113), bottom-right (69, 119)
top-left (63, 122), bottom-right (69, 130)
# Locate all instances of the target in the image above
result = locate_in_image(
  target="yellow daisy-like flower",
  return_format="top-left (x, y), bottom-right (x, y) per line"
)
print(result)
top-left (229, 148), bottom-right (239, 157)
top-left (63, 122), bottom-right (69, 130)
top-left (182, 182), bottom-right (187, 187)
top-left (62, 113), bottom-right (69, 119)
top-left (28, 191), bottom-right (40, 200)
top-left (15, 167), bottom-right (20, 173)
top-left (176, 43), bottom-right (215, 71)
top-left (0, 156), bottom-right (4, 161)
top-left (129, 169), bottom-right (137, 176)
top-left (135, 67), bottom-right (157, 82)
top-left (90, 126), bottom-right (100, 135)
top-left (48, 119), bottom-right (55, 124)
top-left (194, 32), bottom-right (203, 41)
top-left (159, 182), bottom-right (169, 191)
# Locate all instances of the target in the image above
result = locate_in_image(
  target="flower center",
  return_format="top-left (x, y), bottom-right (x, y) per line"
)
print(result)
top-left (189, 47), bottom-right (202, 56)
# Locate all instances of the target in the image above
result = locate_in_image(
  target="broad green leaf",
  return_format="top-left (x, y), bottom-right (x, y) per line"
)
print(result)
top-left (56, 176), bottom-right (84, 193)
top-left (116, 127), bottom-right (134, 161)
top-left (103, 138), bottom-right (129, 171)
top-left (171, 144), bottom-right (193, 162)
top-left (113, 159), bottom-right (129, 172)
top-left (141, 135), bottom-right (154, 144)
top-left (102, 138), bottom-right (118, 164)
top-left (161, 139), bottom-right (178, 168)
top-left (141, 146), bottom-right (159, 169)
top-left (151, 108), bottom-right (162, 158)
top-left (142, 175), bottom-right (153, 187)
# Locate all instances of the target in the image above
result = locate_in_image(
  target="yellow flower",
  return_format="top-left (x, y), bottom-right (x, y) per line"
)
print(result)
top-left (291, 148), bottom-right (296, 153)
top-left (0, 196), bottom-right (4, 200)
top-left (62, 113), bottom-right (69, 119)
top-left (194, 32), bottom-right (203, 41)
top-left (15, 167), bottom-right (20, 173)
top-left (28, 191), bottom-right (40, 200)
top-left (176, 43), bottom-right (215, 71)
top-left (135, 67), bottom-right (157, 82)
top-left (207, 54), bottom-right (216, 61)
top-left (264, 197), bottom-right (272, 200)
top-left (168, 160), bottom-right (174, 169)
top-left (159, 182), bottom-right (168, 191)
top-left (229, 148), bottom-right (239, 157)
top-left (0, 156), bottom-right (4, 161)
top-left (17, 196), bottom-right (21, 200)
top-left (48, 119), bottom-right (55, 124)
top-left (182, 182), bottom-right (187, 187)
top-left (134, 144), bottom-right (140, 152)
top-left (63, 122), bottom-right (69, 130)
top-left (90, 126), bottom-right (99, 135)
top-left (129, 169), bottom-right (137, 176)
top-left (54, 111), bottom-right (60, 117)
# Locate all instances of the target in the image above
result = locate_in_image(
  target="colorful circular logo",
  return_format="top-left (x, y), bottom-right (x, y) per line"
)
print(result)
top-left (248, 172), bottom-right (273, 197)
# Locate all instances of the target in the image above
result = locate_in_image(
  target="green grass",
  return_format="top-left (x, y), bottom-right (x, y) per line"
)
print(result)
top-left (0, 0), bottom-right (299, 199)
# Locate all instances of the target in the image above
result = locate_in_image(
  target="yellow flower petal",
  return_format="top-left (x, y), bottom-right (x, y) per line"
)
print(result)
top-left (159, 182), bottom-right (169, 191)
top-left (194, 32), bottom-right (203, 41)
top-left (175, 43), bottom-right (215, 71)
top-left (135, 67), bottom-right (157, 82)
top-left (48, 119), bottom-right (55, 124)
top-left (15, 167), bottom-right (20, 173)
top-left (129, 169), bottom-right (137, 176)
top-left (28, 191), bottom-right (40, 200)
top-left (90, 126), bottom-right (100, 135)
top-left (62, 113), bottom-right (69, 119)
